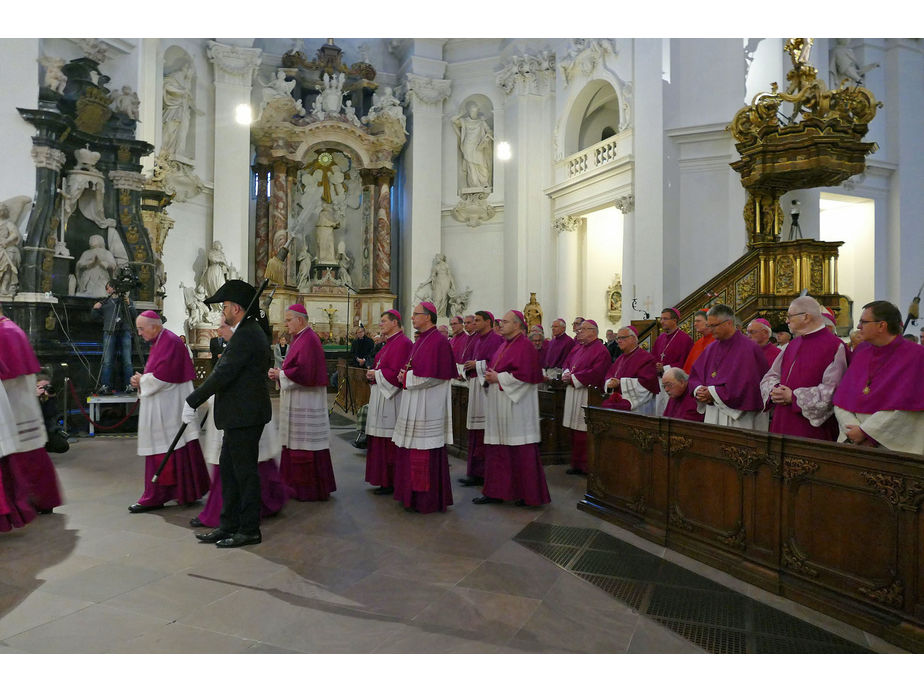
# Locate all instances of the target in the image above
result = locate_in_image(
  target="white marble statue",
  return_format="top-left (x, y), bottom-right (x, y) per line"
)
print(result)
top-left (296, 243), bottom-right (314, 291)
top-left (162, 64), bottom-right (197, 158)
top-left (113, 85), bottom-right (141, 120)
top-left (344, 100), bottom-right (362, 127)
top-left (75, 234), bottom-right (117, 297)
top-left (336, 241), bottom-right (353, 287)
top-left (0, 203), bottom-right (22, 296)
top-left (180, 281), bottom-right (211, 332)
top-left (311, 72), bottom-right (345, 121)
top-left (363, 86), bottom-right (407, 134)
top-left (38, 56), bottom-right (67, 95)
top-left (415, 253), bottom-right (454, 317)
top-left (830, 39), bottom-right (879, 87)
top-left (200, 240), bottom-right (230, 298)
top-left (452, 102), bottom-right (494, 191)
top-left (259, 69), bottom-right (296, 111)
top-left (314, 203), bottom-right (341, 264)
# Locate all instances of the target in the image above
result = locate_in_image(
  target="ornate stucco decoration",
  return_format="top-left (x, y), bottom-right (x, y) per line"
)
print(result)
top-left (74, 39), bottom-right (109, 65)
top-left (614, 194), bottom-right (634, 214)
top-left (206, 41), bottom-right (263, 88)
top-left (403, 74), bottom-right (452, 114)
top-left (451, 193), bottom-right (495, 227)
top-left (553, 215), bottom-right (581, 234)
top-left (31, 146), bottom-right (66, 172)
top-left (559, 39), bottom-right (617, 86)
top-left (151, 151), bottom-right (205, 204)
top-left (496, 52), bottom-right (556, 96)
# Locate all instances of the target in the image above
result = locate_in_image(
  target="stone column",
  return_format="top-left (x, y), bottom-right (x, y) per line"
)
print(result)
top-left (286, 164), bottom-right (299, 285)
top-left (206, 41), bottom-right (262, 281)
top-left (373, 168), bottom-right (394, 291)
top-left (554, 215), bottom-right (582, 322)
top-left (360, 170), bottom-right (376, 289)
top-left (401, 73), bottom-right (451, 317)
top-left (253, 163), bottom-right (269, 283)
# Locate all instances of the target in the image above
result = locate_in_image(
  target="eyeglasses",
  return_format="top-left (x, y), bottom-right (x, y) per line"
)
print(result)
top-left (857, 318), bottom-right (884, 326)
top-left (706, 318), bottom-right (731, 328)
top-left (411, 312), bottom-right (427, 316)
top-left (785, 312), bottom-right (806, 321)
top-left (615, 335), bottom-right (632, 341)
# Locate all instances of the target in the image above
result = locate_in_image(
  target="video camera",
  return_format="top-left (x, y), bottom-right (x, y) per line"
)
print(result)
top-left (110, 265), bottom-right (140, 295)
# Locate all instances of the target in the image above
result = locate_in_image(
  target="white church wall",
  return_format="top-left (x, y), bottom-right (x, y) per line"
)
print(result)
top-left (584, 207), bottom-right (623, 328)
top-left (161, 192), bottom-right (213, 337)
top-left (441, 213), bottom-right (505, 318)
top-left (0, 39), bottom-right (40, 207)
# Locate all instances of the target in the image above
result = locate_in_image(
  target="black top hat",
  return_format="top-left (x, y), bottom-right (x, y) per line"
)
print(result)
top-left (204, 279), bottom-right (256, 308)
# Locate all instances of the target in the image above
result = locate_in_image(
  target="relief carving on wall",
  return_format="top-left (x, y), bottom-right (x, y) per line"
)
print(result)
top-left (735, 268), bottom-right (758, 309)
top-left (775, 255), bottom-right (795, 293)
top-left (810, 255), bottom-right (825, 294)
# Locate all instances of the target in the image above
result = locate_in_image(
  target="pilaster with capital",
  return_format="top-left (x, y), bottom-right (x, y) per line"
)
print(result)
top-left (207, 41), bottom-right (262, 280)
top-left (616, 194), bottom-right (636, 315)
top-left (496, 52), bottom-right (556, 97)
top-left (400, 72), bottom-right (451, 316)
top-left (19, 146), bottom-right (68, 293)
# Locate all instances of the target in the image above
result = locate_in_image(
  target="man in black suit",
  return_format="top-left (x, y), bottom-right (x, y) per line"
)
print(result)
top-left (209, 334), bottom-right (227, 367)
top-left (184, 280), bottom-right (271, 548)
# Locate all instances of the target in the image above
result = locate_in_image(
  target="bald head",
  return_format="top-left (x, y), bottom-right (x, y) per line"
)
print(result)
top-left (662, 366), bottom-right (689, 398)
top-left (787, 295), bottom-right (823, 336)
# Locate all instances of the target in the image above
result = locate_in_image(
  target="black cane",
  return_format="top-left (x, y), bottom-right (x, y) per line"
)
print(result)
top-left (151, 279), bottom-right (270, 483)
top-left (151, 422), bottom-right (189, 483)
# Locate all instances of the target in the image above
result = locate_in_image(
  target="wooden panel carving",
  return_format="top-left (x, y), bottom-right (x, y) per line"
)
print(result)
top-left (861, 472), bottom-right (924, 511)
top-left (721, 444), bottom-right (768, 476)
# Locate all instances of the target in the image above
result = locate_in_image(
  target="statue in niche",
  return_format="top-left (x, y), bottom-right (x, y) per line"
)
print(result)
top-left (199, 240), bottom-right (231, 298)
top-left (38, 56), bottom-right (67, 95)
top-left (113, 85), bottom-right (141, 120)
top-left (311, 72), bottom-right (345, 121)
top-left (75, 234), bottom-right (117, 297)
top-left (830, 39), bottom-right (879, 87)
top-left (314, 203), bottom-right (341, 264)
top-left (162, 63), bottom-right (197, 159)
top-left (414, 253), bottom-right (471, 318)
top-left (336, 241), bottom-right (353, 287)
top-left (452, 101), bottom-right (494, 191)
top-left (0, 203), bottom-right (23, 296)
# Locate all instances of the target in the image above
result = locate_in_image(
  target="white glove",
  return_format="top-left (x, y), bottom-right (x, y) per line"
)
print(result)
top-left (181, 402), bottom-right (198, 424)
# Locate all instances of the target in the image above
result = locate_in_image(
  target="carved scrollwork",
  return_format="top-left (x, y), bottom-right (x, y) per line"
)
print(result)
top-left (858, 579), bottom-right (904, 608)
top-left (668, 435), bottom-right (693, 455)
top-left (735, 269), bottom-right (758, 309)
top-left (782, 540), bottom-right (819, 577)
top-left (627, 493), bottom-right (647, 516)
top-left (629, 427), bottom-right (657, 452)
top-left (782, 456), bottom-right (820, 482)
top-left (585, 417), bottom-right (610, 436)
top-left (718, 521), bottom-right (746, 549)
top-left (669, 504), bottom-right (693, 531)
top-left (721, 444), bottom-right (768, 475)
top-left (860, 472), bottom-right (924, 511)
top-left (810, 255), bottom-right (825, 294)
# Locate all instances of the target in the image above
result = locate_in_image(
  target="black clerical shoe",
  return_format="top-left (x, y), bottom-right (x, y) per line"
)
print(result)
top-left (372, 486), bottom-right (394, 495)
top-left (472, 495), bottom-right (502, 504)
top-left (128, 503), bottom-right (164, 513)
top-left (216, 531), bottom-right (262, 548)
top-left (514, 500), bottom-right (541, 508)
top-left (189, 517), bottom-right (204, 527)
top-left (351, 433), bottom-right (367, 449)
top-left (196, 528), bottom-right (232, 543)
top-left (458, 476), bottom-right (484, 487)
top-left (565, 468), bottom-right (587, 475)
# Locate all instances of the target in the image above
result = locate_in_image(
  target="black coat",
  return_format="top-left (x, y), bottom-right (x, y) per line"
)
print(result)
top-left (350, 335), bottom-right (375, 366)
top-left (210, 336), bottom-right (227, 364)
top-left (187, 318), bottom-right (272, 430)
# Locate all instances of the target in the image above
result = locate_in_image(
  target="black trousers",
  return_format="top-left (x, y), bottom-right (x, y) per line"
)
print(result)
top-left (219, 424), bottom-right (264, 534)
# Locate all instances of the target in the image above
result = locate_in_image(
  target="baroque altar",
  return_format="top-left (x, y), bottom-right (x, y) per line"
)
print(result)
top-left (250, 40), bottom-right (405, 341)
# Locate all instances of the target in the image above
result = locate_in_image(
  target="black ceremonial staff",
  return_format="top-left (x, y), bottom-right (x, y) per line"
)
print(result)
top-left (152, 279), bottom-right (270, 483)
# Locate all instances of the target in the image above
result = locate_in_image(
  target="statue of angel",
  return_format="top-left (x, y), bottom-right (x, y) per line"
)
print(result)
top-left (0, 196), bottom-right (32, 296)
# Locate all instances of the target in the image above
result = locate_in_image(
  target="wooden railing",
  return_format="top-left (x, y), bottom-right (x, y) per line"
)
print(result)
top-left (580, 407), bottom-right (924, 652)
top-left (635, 239), bottom-right (847, 347)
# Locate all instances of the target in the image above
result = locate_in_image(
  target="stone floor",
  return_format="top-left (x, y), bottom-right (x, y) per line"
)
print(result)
top-left (0, 403), bottom-right (907, 655)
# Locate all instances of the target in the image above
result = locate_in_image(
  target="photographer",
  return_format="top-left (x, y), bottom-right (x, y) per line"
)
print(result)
top-left (36, 372), bottom-right (69, 454)
top-left (92, 278), bottom-right (137, 395)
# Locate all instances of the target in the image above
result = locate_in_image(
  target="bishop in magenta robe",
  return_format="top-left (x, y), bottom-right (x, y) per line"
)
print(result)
top-left (561, 320), bottom-right (611, 473)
